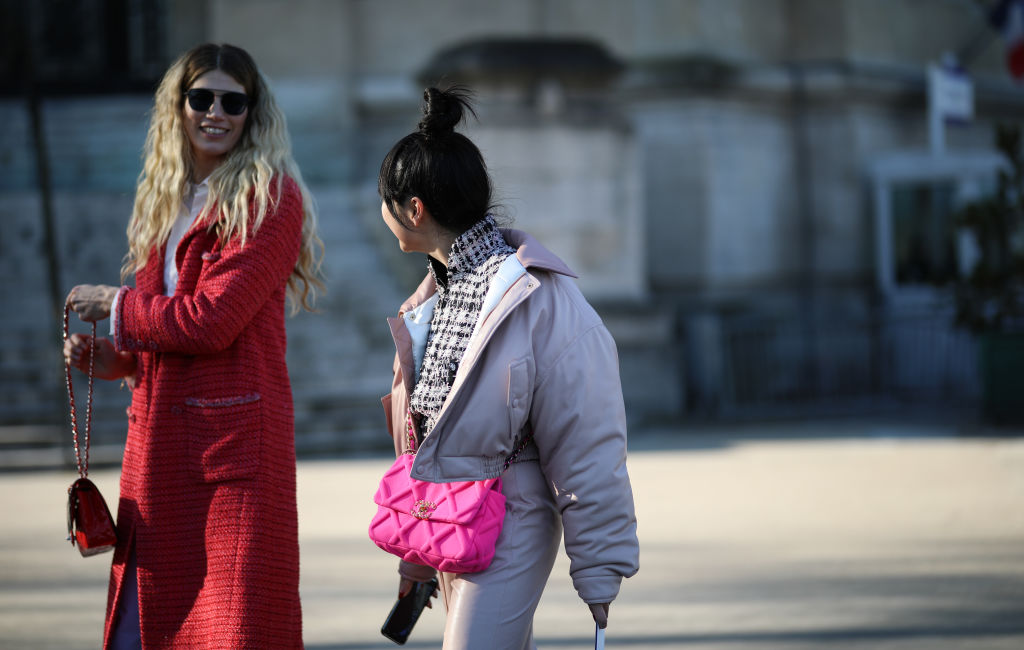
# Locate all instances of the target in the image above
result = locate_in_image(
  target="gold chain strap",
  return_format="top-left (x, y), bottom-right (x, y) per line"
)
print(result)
top-left (63, 304), bottom-right (96, 478)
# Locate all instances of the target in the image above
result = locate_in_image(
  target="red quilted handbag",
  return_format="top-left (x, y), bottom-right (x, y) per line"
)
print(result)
top-left (67, 477), bottom-right (117, 556)
top-left (63, 305), bottom-right (117, 557)
top-left (368, 414), bottom-right (532, 573)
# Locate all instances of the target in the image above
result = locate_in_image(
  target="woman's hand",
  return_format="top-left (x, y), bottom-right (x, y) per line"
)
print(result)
top-left (396, 576), bottom-right (439, 609)
top-left (396, 560), bottom-right (439, 608)
top-left (397, 576), bottom-right (415, 600)
top-left (63, 334), bottom-right (137, 380)
top-left (66, 284), bottom-right (119, 322)
top-left (588, 602), bottom-right (609, 629)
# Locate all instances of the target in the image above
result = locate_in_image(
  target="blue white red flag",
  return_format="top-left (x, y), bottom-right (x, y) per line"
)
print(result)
top-left (990, 0), bottom-right (1024, 80)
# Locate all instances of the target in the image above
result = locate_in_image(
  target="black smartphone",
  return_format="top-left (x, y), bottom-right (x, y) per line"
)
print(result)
top-left (381, 577), bottom-right (439, 645)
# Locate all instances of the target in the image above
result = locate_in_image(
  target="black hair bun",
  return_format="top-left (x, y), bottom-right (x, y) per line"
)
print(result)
top-left (418, 86), bottom-right (476, 141)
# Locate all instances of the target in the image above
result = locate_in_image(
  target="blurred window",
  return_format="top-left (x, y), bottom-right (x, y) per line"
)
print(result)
top-left (869, 151), bottom-right (1005, 302)
top-left (889, 181), bottom-right (959, 287)
top-left (0, 0), bottom-right (166, 96)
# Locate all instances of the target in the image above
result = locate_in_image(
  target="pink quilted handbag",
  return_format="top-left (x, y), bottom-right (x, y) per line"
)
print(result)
top-left (368, 414), bottom-right (533, 574)
top-left (368, 453), bottom-right (506, 573)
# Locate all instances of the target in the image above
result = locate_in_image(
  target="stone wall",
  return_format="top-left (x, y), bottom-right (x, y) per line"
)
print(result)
top-left (6, 0), bottom-right (1024, 459)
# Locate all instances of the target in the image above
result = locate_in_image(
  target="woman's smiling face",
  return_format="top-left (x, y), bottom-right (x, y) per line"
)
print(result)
top-left (182, 69), bottom-right (248, 180)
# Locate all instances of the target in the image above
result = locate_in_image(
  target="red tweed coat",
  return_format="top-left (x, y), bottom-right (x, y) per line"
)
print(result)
top-left (104, 176), bottom-right (304, 648)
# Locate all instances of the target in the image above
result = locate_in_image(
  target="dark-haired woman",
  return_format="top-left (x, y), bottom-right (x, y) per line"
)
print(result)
top-left (63, 43), bottom-right (322, 649)
top-left (376, 86), bottom-right (639, 648)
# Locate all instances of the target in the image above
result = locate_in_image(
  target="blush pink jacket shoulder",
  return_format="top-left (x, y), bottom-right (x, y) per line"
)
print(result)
top-left (382, 228), bottom-right (639, 605)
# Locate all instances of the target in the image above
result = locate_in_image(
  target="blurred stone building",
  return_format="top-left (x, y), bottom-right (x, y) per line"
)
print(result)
top-left (2, 0), bottom-right (1022, 460)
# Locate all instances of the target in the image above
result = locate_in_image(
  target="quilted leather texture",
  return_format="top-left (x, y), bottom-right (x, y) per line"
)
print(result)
top-left (68, 478), bottom-right (117, 557)
top-left (368, 454), bottom-right (506, 573)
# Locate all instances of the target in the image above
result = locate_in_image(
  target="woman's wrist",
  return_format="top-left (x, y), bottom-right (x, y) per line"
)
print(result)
top-left (101, 284), bottom-right (119, 308)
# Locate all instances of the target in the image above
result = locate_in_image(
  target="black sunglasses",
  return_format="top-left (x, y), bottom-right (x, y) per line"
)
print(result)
top-left (184, 88), bottom-right (249, 115)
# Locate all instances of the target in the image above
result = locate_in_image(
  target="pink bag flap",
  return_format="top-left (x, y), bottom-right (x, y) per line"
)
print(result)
top-left (373, 454), bottom-right (503, 525)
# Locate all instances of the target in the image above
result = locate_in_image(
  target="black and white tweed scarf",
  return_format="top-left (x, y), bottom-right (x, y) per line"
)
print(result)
top-left (410, 216), bottom-right (516, 435)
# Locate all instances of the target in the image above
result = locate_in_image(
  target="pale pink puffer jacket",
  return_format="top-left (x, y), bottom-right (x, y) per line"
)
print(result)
top-left (381, 228), bottom-right (639, 605)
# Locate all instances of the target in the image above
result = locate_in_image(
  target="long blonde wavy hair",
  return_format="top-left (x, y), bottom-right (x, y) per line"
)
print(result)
top-left (123, 43), bottom-right (324, 313)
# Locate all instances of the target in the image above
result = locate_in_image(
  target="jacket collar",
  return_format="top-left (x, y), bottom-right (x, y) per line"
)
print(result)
top-left (502, 228), bottom-right (577, 279)
top-left (396, 228), bottom-right (576, 316)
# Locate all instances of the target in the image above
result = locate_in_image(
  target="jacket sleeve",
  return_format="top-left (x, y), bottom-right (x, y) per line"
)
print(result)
top-left (530, 323), bottom-right (639, 604)
top-left (114, 179), bottom-right (302, 355)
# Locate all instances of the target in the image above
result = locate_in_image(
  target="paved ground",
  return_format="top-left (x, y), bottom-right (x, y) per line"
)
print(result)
top-left (1, 420), bottom-right (1023, 649)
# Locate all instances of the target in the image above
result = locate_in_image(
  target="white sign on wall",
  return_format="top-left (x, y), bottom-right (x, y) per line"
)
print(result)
top-left (927, 58), bottom-right (974, 153)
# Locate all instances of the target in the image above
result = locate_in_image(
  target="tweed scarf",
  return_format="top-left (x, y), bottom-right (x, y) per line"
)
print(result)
top-left (410, 216), bottom-right (516, 435)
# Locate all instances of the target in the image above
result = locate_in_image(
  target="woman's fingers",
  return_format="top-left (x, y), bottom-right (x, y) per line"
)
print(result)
top-left (63, 334), bottom-right (88, 365)
top-left (64, 333), bottom-right (103, 373)
top-left (65, 284), bottom-right (115, 322)
top-left (397, 577), bottom-right (415, 599)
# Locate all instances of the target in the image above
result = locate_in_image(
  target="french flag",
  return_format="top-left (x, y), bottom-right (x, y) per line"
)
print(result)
top-left (991, 0), bottom-right (1024, 80)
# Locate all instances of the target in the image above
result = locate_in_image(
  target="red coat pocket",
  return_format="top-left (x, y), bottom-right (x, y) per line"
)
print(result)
top-left (184, 393), bottom-right (262, 482)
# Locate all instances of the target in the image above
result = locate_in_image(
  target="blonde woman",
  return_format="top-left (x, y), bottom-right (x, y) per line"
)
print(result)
top-left (64, 43), bottom-right (322, 649)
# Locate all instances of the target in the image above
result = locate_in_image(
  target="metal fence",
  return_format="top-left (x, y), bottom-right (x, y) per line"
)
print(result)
top-left (718, 312), bottom-right (980, 416)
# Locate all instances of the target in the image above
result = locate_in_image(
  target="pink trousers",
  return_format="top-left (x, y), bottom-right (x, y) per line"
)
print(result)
top-left (439, 458), bottom-right (562, 650)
